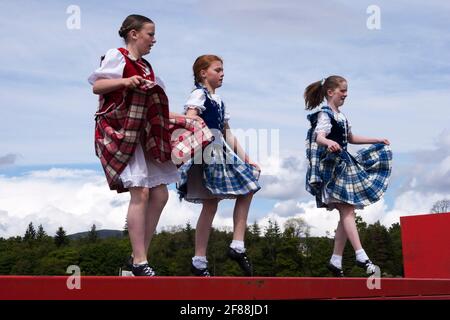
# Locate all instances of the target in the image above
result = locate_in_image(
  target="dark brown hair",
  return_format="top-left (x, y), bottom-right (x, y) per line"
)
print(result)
top-left (304, 75), bottom-right (347, 110)
top-left (118, 14), bottom-right (154, 43)
top-left (193, 55), bottom-right (223, 85)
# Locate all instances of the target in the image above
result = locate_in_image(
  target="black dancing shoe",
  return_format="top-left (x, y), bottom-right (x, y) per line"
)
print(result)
top-left (356, 259), bottom-right (379, 275)
top-left (191, 262), bottom-right (211, 277)
top-left (227, 247), bottom-right (253, 276)
top-left (131, 263), bottom-right (156, 276)
top-left (327, 262), bottom-right (344, 277)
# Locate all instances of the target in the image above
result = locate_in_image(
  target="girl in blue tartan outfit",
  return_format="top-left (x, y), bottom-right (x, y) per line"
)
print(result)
top-left (177, 55), bottom-right (261, 276)
top-left (304, 75), bottom-right (392, 277)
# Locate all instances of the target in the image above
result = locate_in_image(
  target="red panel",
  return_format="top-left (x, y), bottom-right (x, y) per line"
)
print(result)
top-left (2, 213), bottom-right (449, 300)
top-left (400, 212), bottom-right (450, 278)
top-left (0, 276), bottom-right (449, 300)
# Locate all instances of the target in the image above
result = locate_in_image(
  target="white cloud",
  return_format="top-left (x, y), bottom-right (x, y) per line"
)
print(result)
top-left (26, 168), bottom-right (97, 179)
top-left (256, 200), bottom-right (338, 237)
top-left (257, 150), bottom-right (310, 200)
top-left (396, 130), bottom-right (450, 194)
top-left (374, 190), bottom-right (450, 228)
top-left (271, 200), bottom-right (304, 217)
top-left (0, 168), bottom-right (244, 238)
top-left (255, 192), bottom-right (449, 238)
top-left (1, 148), bottom-right (449, 239)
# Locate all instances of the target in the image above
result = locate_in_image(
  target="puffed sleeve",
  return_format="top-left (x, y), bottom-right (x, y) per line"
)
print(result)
top-left (223, 102), bottom-right (230, 122)
top-left (184, 89), bottom-right (207, 114)
top-left (88, 49), bottom-right (125, 85)
top-left (314, 111), bottom-right (332, 135)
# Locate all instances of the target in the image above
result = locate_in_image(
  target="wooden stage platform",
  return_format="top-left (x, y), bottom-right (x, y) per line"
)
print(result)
top-left (1, 276), bottom-right (449, 300)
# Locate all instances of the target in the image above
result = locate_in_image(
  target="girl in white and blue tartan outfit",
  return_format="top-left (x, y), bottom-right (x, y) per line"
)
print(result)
top-left (304, 75), bottom-right (392, 277)
top-left (177, 55), bottom-right (261, 276)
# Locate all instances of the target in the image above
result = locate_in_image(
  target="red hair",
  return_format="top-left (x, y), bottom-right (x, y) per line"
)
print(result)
top-left (193, 55), bottom-right (223, 85)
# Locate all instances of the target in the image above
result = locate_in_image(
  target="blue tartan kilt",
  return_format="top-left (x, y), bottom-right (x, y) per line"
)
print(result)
top-left (320, 143), bottom-right (392, 208)
top-left (177, 137), bottom-right (261, 202)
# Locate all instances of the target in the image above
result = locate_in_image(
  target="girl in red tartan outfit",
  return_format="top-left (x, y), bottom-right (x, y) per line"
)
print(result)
top-left (88, 15), bottom-right (202, 276)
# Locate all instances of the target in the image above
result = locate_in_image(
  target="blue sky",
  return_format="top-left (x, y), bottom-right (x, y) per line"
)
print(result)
top-left (1, 0), bottom-right (449, 238)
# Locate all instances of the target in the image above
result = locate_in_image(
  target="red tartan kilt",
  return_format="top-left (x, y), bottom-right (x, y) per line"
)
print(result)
top-left (93, 85), bottom-right (213, 192)
top-left (94, 101), bottom-right (130, 156)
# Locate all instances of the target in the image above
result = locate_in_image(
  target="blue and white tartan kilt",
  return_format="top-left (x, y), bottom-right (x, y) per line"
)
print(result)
top-left (177, 138), bottom-right (261, 203)
top-left (308, 143), bottom-right (392, 209)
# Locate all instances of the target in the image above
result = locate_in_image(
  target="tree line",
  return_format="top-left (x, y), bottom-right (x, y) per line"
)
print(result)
top-left (0, 217), bottom-right (404, 277)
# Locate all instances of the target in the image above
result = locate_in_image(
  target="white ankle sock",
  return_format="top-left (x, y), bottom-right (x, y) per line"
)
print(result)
top-left (230, 240), bottom-right (245, 253)
top-left (355, 249), bottom-right (369, 262)
top-left (133, 260), bottom-right (148, 266)
top-left (330, 254), bottom-right (342, 269)
top-left (192, 256), bottom-right (208, 269)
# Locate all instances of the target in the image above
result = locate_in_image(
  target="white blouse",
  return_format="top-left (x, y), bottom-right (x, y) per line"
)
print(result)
top-left (314, 111), bottom-right (352, 136)
top-left (87, 48), bottom-right (165, 90)
top-left (184, 88), bottom-right (231, 122)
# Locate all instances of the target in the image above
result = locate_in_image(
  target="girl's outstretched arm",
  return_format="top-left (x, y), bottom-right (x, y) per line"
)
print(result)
top-left (348, 133), bottom-right (390, 145)
top-left (223, 122), bottom-right (261, 171)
